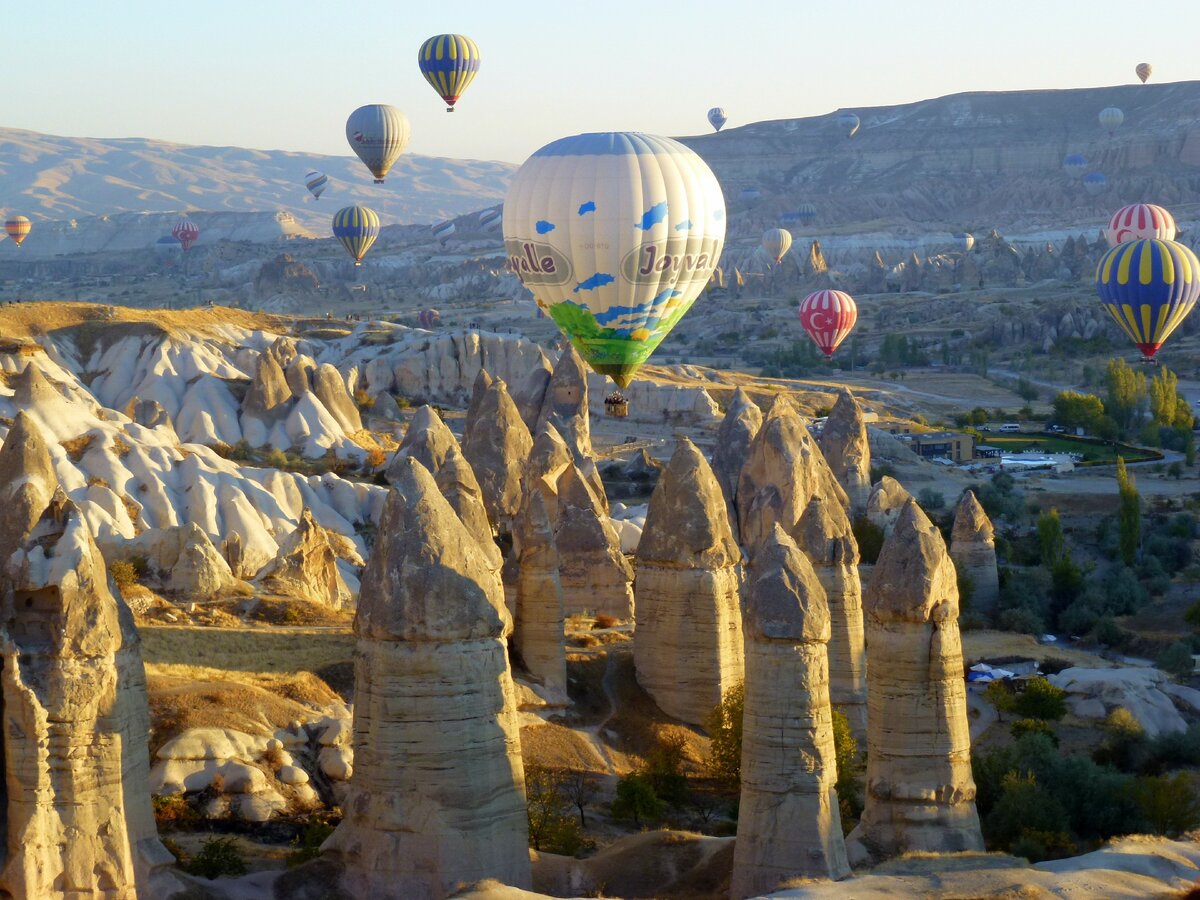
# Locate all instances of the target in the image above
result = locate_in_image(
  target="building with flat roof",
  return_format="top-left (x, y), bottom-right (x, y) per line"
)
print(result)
top-left (896, 430), bottom-right (975, 463)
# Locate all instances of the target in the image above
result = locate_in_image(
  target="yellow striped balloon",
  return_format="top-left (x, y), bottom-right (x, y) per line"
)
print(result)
top-left (1095, 238), bottom-right (1200, 360)
top-left (418, 34), bottom-right (481, 112)
top-left (4, 215), bottom-right (32, 247)
top-left (332, 206), bottom-right (381, 266)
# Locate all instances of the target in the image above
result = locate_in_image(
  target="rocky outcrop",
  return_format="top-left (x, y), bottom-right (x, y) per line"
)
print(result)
top-left (123, 522), bottom-right (240, 598)
top-left (463, 368), bottom-right (494, 449)
top-left (634, 438), bottom-right (743, 726)
top-left (556, 463), bottom-right (634, 620)
top-left (325, 458), bottom-right (531, 898)
top-left (255, 508), bottom-right (353, 609)
top-left (0, 411), bottom-right (58, 554)
top-left (732, 525), bottom-right (849, 897)
top-left (512, 488), bottom-right (566, 699)
top-left (242, 348), bottom-right (293, 439)
top-left (126, 396), bottom-right (176, 434)
top-left (847, 500), bottom-right (983, 865)
top-left (819, 389), bottom-right (872, 515)
top-left (949, 490), bottom-right (1000, 616)
top-left (0, 489), bottom-right (179, 898)
top-left (313, 363), bottom-right (362, 434)
top-left (866, 476), bottom-right (914, 535)
top-left (512, 356), bottom-right (554, 433)
top-left (537, 345), bottom-right (592, 465)
top-left (711, 388), bottom-right (762, 531)
top-left (462, 377), bottom-right (534, 535)
top-left (792, 495), bottom-right (867, 739)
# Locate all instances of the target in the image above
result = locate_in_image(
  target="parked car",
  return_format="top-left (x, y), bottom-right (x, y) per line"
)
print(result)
top-left (999, 423), bottom-right (1021, 433)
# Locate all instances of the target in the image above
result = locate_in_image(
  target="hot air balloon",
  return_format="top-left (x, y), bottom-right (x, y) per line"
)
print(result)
top-left (502, 132), bottom-right (726, 388)
top-left (739, 187), bottom-right (761, 204)
top-left (333, 205), bottom-right (381, 266)
top-left (418, 34), bottom-right (481, 112)
top-left (761, 228), bottom-right (793, 265)
top-left (432, 221), bottom-right (456, 245)
top-left (305, 170), bottom-right (329, 200)
top-left (837, 112), bottom-right (860, 138)
top-left (1063, 153), bottom-right (1088, 178)
top-left (1106, 204), bottom-right (1177, 248)
top-left (797, 203), bottom-right (817, 224)
top-left (955, 232), bottom-right (975, 253)
top-left (1096, 238), bottom-right (1200, 361)
top-left (4, 216), bottom-right (32, 247)
top-left (345, 105), bottom-right (411, 182)
top-left (1136, 62), bottom-right (1152, 84)
top-left (1083, 172), bottom-right (1109, 196)
top-left (478, 207), bottom-right (502, 231)
top-left (418, 308), bottom-right (441, 329)
top-left (707, 107), bottom-right (728, 132)
top-left (1100, 107), bottom-right (1125, 134)
top-left (798, 290), bottom-right (858, 359)
top-left (172, 217), bottom-right (199, 252)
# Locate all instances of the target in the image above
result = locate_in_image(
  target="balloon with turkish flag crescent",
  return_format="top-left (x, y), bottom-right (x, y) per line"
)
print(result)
top-left (798, 289), bottom-right (858, 358)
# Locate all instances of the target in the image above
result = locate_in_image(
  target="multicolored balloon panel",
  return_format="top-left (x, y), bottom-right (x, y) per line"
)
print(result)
top-left (345, 104), bottom-right (411, 182)
top-left (333, 205), bottom-right (381, 265)
top-left (1096, 239), bottom-right (1200, 359)
top-left (1106, 204), bottom-right (1176, 247)
top-left (503, 132), bottom-right (726, 388)
top-left (478, 207), bottom-right (502, 231)
top-left (1136, 63), bottom-right (1152, 83)
top-left (418, 34), bottom-right (481, 111)
top-left (432, 221), bottom-right (456, 245)
top-left (799, 290), bottom-right (858, 358)
top-left (4, 215), bottom-right (32, 247)
top-left (305, 170), bottom-right (329, 199)
top-left (707, 107), bottom-right (728, 132)
top-left (172, 217), bottom-right (199, 251)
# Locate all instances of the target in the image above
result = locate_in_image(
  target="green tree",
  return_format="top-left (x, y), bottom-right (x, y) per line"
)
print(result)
top-left (1036, 508), bottom-right (1065, 567)
top-left (1116, 457), bottom-right (1141, 567)
top-left (643, 728), bottom-right (689, 804)
top-left (611, 774), bottom-right (663, 826)
top-left (1011, 717), bottom-right (1059, 746)
top-left (1132, 773), bottom-right (1200, 836)
top-left (983, 679), bottom-right (1017, 722)
top-left (704, 682), bottom-right (744, 786)
top-left (185, 837), bottom-right (248, 880)
top-left (984, 771), bottom-right (1071, 851)
top-left (1013, 677), bottom-right (1068, 721)
top-left (1105, 358), bottom-right (1148, 434)
top-left (832, 708), bottom-right (863, 832)
top-left (1157, 641), bottom-right (1196, 679)
top-left (1016, 378), bottom-right (1039, 403)
top-left (524, 764), bottom-right (584, 854)
top-left (1052, 390), bottom-right (1105, 432)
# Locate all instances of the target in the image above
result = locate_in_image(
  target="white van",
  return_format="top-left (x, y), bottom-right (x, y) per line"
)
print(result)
top-left (999, 423), bottom-right (1021, 433)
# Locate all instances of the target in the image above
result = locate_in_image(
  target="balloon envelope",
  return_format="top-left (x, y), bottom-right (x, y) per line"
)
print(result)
top-left (707, 107), bottom-right (727, 131)
top-left (1063, 153), bottom-right (1088, 177)
top-left (333, 205), bottom-right (381, 265)
top-left (1136, 62), bottom-right (1152, 83)
top-left (761, 228), bottom-right (793, 264)
top-left (1106, 204), bottom-right (1177, 248)
top-left (4, 215), bottom-right (32, 247)
top-left (432, 221), bottom-right (456, 245)
top-left (1096, 238), bottom-right (1200, 359)
top-left (345, 105), bottom-right (411, 182)
top-left (1100, 107), bottom-right (1125, 132)
top-left (799, 290), bottom-right (858, 358)
top-left (837, 112), bottom-right (860, 137)
top-left (305, 170), bottom-right (329, 199)
top-left (955, 232), bottom-right (975, 252)
top-left (418, 34), bottom-right (481, 111)
top-left (418, 308), bottom-right (441, 329)
top-left (478, 207), bottom-right (502, 231)
top-left (172, 217), bottom-right (199, 251)
top-left (503, 132), bottom-right (726, 388)
top-left (1083, 172), bottom-right (1108, 195)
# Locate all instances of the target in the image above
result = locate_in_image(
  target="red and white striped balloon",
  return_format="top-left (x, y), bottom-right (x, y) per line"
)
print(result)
top-left (798, 289), bottom-right (858, 358)
top-left (172, 217), bottom-right (200, 252)
top-left (1106, 203), bottom-right (1176, 248)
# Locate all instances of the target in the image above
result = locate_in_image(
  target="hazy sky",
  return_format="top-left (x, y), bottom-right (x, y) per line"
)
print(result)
top-left (7, 0), bottom-right (1198, 165)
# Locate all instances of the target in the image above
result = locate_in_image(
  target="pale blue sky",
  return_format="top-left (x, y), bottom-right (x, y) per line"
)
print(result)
top-left (5, 0), bottom-right (1196, 164)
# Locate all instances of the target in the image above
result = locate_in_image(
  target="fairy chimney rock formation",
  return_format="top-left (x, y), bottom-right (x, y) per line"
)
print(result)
top-left (847, 500), bottom-right (984, 865)
top-left (255, 508), bottom-right (353, 609)
top-left (634, 437), bottom-right (744, 726)
top-left (711, 388), bottom-right (763, 531)
top-left (462, 377), bottom-right (535, 535)
top-left (512, 488), bottom-right (566, 699)
top-left (732, 525), bottom-right (850, 897)
top-left (313, 363), bottom-right (363, 434)
top-left (555, 463), bottom-right (634, 619)
top-left (243, 349), bottom-right (293, 425)
top-left (792, 495), bottom-right (868, 739)
top-left (950, 490), bottom-right (1000, 616)
top-left (512, 354), bottom-right (554, 433)
top-left (325, 458), bottom-right (531, 898)
top-left (463, 367), bottom-right (495, 448)
top-left (0, 490), bottom-right (179, 898)
top-left (0, 411), bottom-right (59, 554)
top-left (537, 344), bottom-right (592, 465)
top-left (819, 389), bottom-right (872, 515)
top-left (866, 476), bottom-right (914, 535)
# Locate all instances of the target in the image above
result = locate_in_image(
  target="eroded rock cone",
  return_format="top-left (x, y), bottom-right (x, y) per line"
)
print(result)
top-left (463, 367), bottom-right (495, 448)
top-left (513, 488), bottom-right (566, 699)
top-left (819, 389), bottom-right (872, 515)
top-left (244, 349), bottom-right (293, 421)
top-left (711, 388), bottom-right (763, 532)
top-left (537, 344), bottom-right (592, 465)
top-left (634, 437), bottom-right (743, 726)
top-left (512, 354), bottom-right (554, 433)
top-left (285, 353), bottom-right (316, 397)
top-left (462, 377), bottom-right (534, 535)
top-left (164, 522), bottom-right (239, 597)
top-left (732, 525), bottom-right (849, 898)
top-left (255, 508), bottom-right (352, 609)
top-left (792, 495), bottom-right (867, 739)
top-left (313, 363), bottom-right (363, 434)
top-left (0, 491), bottom-right (181, 898)
top-left (325, 458), bottom-right (531, 898)
top-left (126, 396), bottom-right (176, 434)
top-left (0, 411), bottom-right (59, 555)
top-left (866, 475), bottom-right (913, 536)
top-left (950, 490), bottom-right (999, 617)
top-left (847, 500), bottom-right (984, 865)
top-left (556, 463), bottom-right (634, 619)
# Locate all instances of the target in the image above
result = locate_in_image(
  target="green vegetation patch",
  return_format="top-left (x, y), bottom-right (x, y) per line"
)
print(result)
top-left (985, 434), bottom-right (1160, 466)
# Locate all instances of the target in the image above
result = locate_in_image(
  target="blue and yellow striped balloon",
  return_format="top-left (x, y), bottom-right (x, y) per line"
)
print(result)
top-left (332, 206), bottom-right (381, 266)
top-left (1096, 238), bottom-right (1200, 360)
top-left (418, 34), bottom-right (481, 112)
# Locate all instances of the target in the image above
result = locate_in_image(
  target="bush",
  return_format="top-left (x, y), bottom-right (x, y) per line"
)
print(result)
top-left (705, 682), bottom-right (744, 786)
top-left (917, 488), bottom-right (945, 512)
top-left (1156, 641), bottom-right (1195, 679)
top-left (983, 680), bottom-right (1017, 721)
top-left (593, 614), bottom-right (618, 630)
top-left (611, 774), bottom-right (663, 826)
top-left (287, 815), bottom-right (338, 867)
top-left (643, 727), bottom-right (689, 804)
top-left (1094, 707), bottom-right (1151, 773)
top-left (1013, 678), bottom-right (1068, 721)
top-left (184, 837), bottom-right (247, 880)
top-left (363, 447), bottom-right (387, 470)
top-left (998, 606), bottom-right (1045, 635)
top-left (1095, 615), bottom-right (1130, 649)
top-left (1132, 773), bottom-right (1200, 836)
top-left (984, 771), bottom-right (1071, 851)
top-left (152, 794), bottom-right (197, 826)
top-left (851, 516), bottom-right (885, 565)
top-left (264, 448), bottom-right (289, 469)
top-left (832, 708), bottom-right (863, 833)
top-left (109, 560), bottom-right (138, 588)
top-left (525, 764), bottom-right (586, 855)
top-left (1011, 718), bottom-right (1059, 746)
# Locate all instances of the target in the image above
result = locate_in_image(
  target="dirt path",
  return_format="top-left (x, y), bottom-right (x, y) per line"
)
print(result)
top-left (969, 688), bottom-right (998, 742)
top-left (573, 650), bottom-right (620, 775)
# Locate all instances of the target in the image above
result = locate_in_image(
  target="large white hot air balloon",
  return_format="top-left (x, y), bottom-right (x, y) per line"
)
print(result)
top-left (345, 104), bottom-right (411, 183)
top-left (503, 132), bottom-right (726, 387)
top-left (761, 228), bottom-right (793, 265)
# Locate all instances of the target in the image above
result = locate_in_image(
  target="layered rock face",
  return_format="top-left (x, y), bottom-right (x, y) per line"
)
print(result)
top-left (711, 388), bottom-right (763, 532)
top-left (792, 495), bottom-right (867, 739)
top-left (325, 458), bottom-right (531, 898)
top-left (512, 488), bottom-right (566, 698)
top-left (847, 500), bottom-right (984, 864)
top-left (819, 389), bottom-right (872, 515)
top-left (555, 464), bottom-right (634, 619)
top-left (737, 396), bottom-right (847, 549)
top-left (949, 490), bottom-right (999, 616)
top-left (866, 476), bottom-right (914, 535)
top-left (634, 438), bottom-right (743, 726)
top-left (732, 525), bottom-right (849, 898)
top-left (255, 507), bottom-right (352, 609)
top-left (462, 376), bottom-right (534, 535)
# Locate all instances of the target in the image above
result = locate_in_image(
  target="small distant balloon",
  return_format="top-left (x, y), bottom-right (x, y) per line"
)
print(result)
top-left (418, 34), bottom-right (481, 112)
top-left (1096, 238), bottom-right (1199, 360)
top-left (837, 112), bottom-right (860, 138)
top-left (1099, 106), bottom-right (1124, 134)
top-left (1136, 63), bottom-right (1152, 84)
top-left (332, 205), bottom-right (381, 266)
top-left (4, 215), bottom-right (32, 247)
top-left (305, 170), bottom-right (329, 200)
top-left (172, 217), bottom-right (199, 252)
top-left (1083, 172), bottom-right (1109, 196)
top-left (1106, 203), bottom-right (1176, 247)
top-left (345, 104), bottom-right (411, 183)
top-left (478, 207), bottom-right (502, 231)
top-left (707, 107), bottom-right (728, 132)
top-left (739, 187), bottom-right (761, 204)
top-left (418, 308), bottom-right (441, 329)
top-left (432, 221), bottom-right (456, 245)
top-left (761, 228), bottom-right (793, 265)
top-left (799, 290), bottom-right (858, 358)
top-left (1063, 153), bottom-right (1088, 177)
top-left (955, 232), bottom-right (975, 252)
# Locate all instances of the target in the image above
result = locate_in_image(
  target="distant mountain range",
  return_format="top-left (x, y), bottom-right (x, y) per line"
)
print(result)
top-left (0, 127), bottom-right (514, 231)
